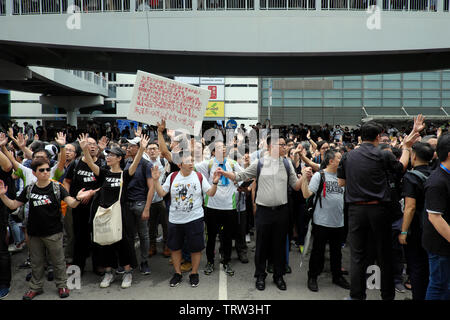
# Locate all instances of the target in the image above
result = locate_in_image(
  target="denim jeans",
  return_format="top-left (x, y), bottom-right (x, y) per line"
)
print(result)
top-left (8, 215), bottom-right (24, 245)
top-left (425, 252), bottom-right (450, 300)
top-left (126, 201), bottom-right (150, 265)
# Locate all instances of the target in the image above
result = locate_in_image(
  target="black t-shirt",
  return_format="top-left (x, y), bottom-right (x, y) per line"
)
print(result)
top-left (422, 165), bottom-right (450, 256)
top-left (17, 182), bottom-right (69, 237)
top-left (124, 158), bottom-right (153, 201)
top-left (96, 169), bottom-right (132, 209)
top-left (401, 165), bottom-right (432, 239)
top-left (65, 158), bottom-right (104, 197)
top-left (337, 143), bottom-right (404, 203)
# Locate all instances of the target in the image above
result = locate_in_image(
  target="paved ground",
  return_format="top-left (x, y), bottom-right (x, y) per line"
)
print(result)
top-left (4, 235), bottom-right (412, 301)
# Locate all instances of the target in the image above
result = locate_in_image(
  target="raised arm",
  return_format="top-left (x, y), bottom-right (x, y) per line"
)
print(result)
top-left (55, 132), bottom-right (67, 173)
top-left (0, 133), bottom-right (12, 172)
top-left (307, 130), bottom-right (317, 153)
top-left (151, 165), bottom-right (168, 198)
top-left (128, 134), bottom-right (149, 176)
top-left (157, 120), bottom-right (172, 162)
top-left (0, 180), bottom-right (24, 210)
top-left (300, 167), bottom-right (314, 199)
top-left (9, 130), bottom-right (32, 160)
top-left (78, 133), bottom-right (100, 176)
top-left (300, 153), bottom-right (320, 172)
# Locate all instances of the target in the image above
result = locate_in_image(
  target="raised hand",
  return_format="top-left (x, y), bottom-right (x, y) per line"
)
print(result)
top-left (413, 114), bottom-right (426, 133)
top-left (55, 132), bottom-right (66, 146)
top-left (295, 143), bottom-right (304, 155)
top-left (98, 136), bottom-right (109, 151)
top-left (151, 165), bottom-right (161, 181)
top-left (0, 133), bottom-right (8, 147)
top-left (77, 133), bottom-right (89, 150)
top-left (15, 133), bottom-right (26, 149)
top-left (403, 131), bottom-right (421, 149)
top-left (7, 128), bottom-right (13, 138)
top-left (157, 119), bottom-right (166, 133)
top-left (140, 134), bottom-right (150, 150)
top-left (34, 133), bottom-right (40, 141)
top-left (0, 180), bottom-right (8, 196)
top-left (135, 125), bottom-right (143, 137)
top-left (437, 127), bottom-right (443, 138)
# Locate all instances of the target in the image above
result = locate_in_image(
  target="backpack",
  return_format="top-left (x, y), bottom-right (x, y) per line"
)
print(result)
top-left (255, 157), bottom-right (292, 201)
top-left (408, 169), bottom-right (430, 231)
top-left (305, 170), bottom-right (326, 222)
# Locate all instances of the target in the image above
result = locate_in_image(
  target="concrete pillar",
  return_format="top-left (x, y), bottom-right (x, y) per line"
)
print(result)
top-left (66, 108), bottom-right (79, 127)
top-left (40, 95), bottom-right (104, 128)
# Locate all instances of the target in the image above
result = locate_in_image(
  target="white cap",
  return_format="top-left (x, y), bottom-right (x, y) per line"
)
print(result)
top-left (127, 137), bottom-right (141, 145)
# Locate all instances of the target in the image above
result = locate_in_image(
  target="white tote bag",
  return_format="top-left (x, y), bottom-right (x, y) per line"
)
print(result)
top-left (93, 172), bottom-right (124, 246)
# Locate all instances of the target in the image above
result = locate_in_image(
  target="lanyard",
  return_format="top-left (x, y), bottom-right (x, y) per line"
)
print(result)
top-left (440, 164), bottom-right (450, 174)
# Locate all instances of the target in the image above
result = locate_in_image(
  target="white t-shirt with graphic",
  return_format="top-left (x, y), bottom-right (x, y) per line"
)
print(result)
top-left (162, 171), bottom-right (211, 224)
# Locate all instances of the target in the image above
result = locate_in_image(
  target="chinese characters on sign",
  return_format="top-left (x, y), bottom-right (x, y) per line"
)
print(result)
top-left (128, 71), bottom-right (210, 136)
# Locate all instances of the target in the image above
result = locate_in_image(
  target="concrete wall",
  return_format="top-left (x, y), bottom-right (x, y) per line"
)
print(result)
top-left (2, 11), bottom-right (450, 54)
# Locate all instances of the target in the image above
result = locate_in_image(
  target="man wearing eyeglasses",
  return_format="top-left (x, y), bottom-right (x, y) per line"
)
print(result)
top-left (217, 135), bottom-right (303, 291)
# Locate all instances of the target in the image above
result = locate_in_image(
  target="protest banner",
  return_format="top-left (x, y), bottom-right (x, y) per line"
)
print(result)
top-left (127, 71), bottom-right (210, 136)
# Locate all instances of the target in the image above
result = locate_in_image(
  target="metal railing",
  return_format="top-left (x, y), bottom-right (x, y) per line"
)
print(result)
top-left (197, 0), bottom-right (254, 10)
top-left (73, 0), bottom-right (130, 12)
top-left (136, 0), bottom-right (192, 10)
top-left (260, 0), bottom-right (315, 9)
top-left (3, 0), bottom-right (447, 13)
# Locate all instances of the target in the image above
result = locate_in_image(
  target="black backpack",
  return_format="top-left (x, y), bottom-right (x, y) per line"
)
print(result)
top-left (305, 170), bottom-right (326, 222)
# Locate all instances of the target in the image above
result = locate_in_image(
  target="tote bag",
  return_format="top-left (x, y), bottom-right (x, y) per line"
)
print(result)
top-left (93, 172), bottom-right (124, 246)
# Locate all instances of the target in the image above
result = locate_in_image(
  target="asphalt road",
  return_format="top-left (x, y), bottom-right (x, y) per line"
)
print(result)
top-left (4, 234), bottom-right (412, 301)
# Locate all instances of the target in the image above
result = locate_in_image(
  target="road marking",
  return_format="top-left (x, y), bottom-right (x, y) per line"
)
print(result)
top-left (219, 264), bottom-right (227, 300)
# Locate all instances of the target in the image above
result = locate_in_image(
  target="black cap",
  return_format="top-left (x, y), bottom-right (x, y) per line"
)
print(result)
top-left (105, 147), bottom-right (126, 157)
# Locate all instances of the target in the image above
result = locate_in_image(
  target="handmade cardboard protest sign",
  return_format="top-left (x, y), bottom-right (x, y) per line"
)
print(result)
top-left (127, 71), bottom-right (210, 136)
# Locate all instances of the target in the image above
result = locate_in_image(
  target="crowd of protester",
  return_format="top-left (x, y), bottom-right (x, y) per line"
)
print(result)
top-left (0, 116), bottom-right (448, 300)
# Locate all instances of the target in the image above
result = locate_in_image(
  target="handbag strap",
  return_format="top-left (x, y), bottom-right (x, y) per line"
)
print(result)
top-left (117, 171), bottom-right (124, 202)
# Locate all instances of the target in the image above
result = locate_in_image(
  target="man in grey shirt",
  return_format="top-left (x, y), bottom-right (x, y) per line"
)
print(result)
top-left (217, 135), bottom-right (302, 291)
top-left (301, 149), bottom-right (350, 293)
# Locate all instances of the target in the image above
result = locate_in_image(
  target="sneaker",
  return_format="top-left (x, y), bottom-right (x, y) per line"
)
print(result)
top-left (267, 264), bottom-right (274, 274)
top-left (395, 282), bottom-right (406, 293)
top-left (156, 235), bottom-right (163, 242)
top-left (0, 287), bottom-right (10, 300)
top-left (181, 261), bottom-right (192, 273)
top-left (140, 261), bottom-right (151, 275)
top-left (121, 272), bottom-right (132, 289)
top-left (8, 242), bottom-right (25, 253)
top-left (223, 263), bottom-right (235, 276)
top-left (22, 290), bottom-right (43, 300)
top-left (245, 234), bottom-right (251, 243)
top-left (169, 273), bottom-right (182, 287)
top-left (307, 277), bottom-right (319, 292)
top-left (189, 273), bottom-right (199, 287)
top-left (115, 266), bottom-right (125, 275)
top-left (299, 245), bottom-right (304, 254)
top-left (19, 258), bottom-right (31, 269)
top-left (25, 272), bottom-right (32, 282)
top-left (58, 288), bottom-right (70, 298)
top-left (100, 272), bottom-right (115, 288)
top-left (47, 267), bottom-right (54, 281)
top-left (204, 262), bottom-right (215, 275)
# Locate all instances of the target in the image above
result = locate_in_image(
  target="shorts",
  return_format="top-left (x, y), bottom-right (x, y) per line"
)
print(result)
top-left (167, 217), bottom-right (205, 253)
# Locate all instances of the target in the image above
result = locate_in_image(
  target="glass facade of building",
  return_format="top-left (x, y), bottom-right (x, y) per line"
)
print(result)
top-left (260, 70), bottom-right (450, 126)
